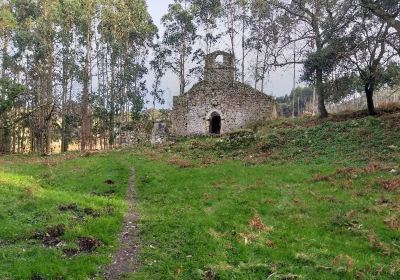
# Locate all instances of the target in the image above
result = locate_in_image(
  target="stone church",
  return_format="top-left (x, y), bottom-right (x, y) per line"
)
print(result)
top-left (171, 51), bottom-right (277, 136)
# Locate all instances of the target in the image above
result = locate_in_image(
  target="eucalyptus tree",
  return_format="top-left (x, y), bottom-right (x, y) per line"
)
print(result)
top-left (99, 0), bottom-right (156, 146)
top-left (55, 0), bottom-right (79, 152)
top-left (0, 78), bottom-right (27, 153)
top-left (0, 0), bottom-right (157, 154)
top-left (0, 1), bottom-right (16, 152)
top-left (221, 0), bottom-right (238, 66)
top-left (237, 0), bottom-right (251, 83)
top-left (162, 0), bottom-right (197, 96)
top-left (190, 0), bottom-right (221, 79)
top-left (220, 0), bottom-right (249, 81)
top-left (150, 43), bottom-right (167, 111)
top-left (248, 0), bottom-right (281, 92)
top-left (75, 0), bottom-right (97, 151)
top-left (25, 0), bottom-right (59, 154)
top-left (191, 0), bottom-right (222, 55)
top-left (0, 1), bottom-right (16, 78)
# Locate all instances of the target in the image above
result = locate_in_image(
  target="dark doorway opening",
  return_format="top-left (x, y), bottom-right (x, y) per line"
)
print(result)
top-left (210, 114), bottom-right (221, 134)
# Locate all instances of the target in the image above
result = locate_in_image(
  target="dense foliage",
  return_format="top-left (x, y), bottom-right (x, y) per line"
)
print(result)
top-left (0, 0), bottom-right (156, 154)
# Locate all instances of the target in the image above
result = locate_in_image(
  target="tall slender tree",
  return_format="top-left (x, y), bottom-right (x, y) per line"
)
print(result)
top-left (162, 0), bottom-right (197, 95)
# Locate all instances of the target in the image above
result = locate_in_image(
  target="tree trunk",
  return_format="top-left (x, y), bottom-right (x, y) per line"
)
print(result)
top-left (0, 128), bottom-right (3, 153)
top-left (109, 57), bottom-right (116, 147)
top-left (179, 41), bottom-right (186, 95)
top-left (228, 4), bottom-right (236, 81)
top-left (61, 34), bottom-right (70, 153)
top-left (261, 49), bottom-right (268, 93)
top-left (0, 127), bottom-right (11, 154)
top-left (179, 54), bottom-right (185, 95)
top-left (0, 30), bottom-right (9, 153)
top-left (45, 45), bottom-right (54, 155)
top-left (241, 14), bottom-right (245, 84)
top-left (2, 30), bottom-right (9, 77)
top-left (254, 49), bottom-right (259, 89)
top-left (365, 83), bottom-right (377, 116)
top-left (81, 27), bottom-right (92, 151)
top-left (316, 67), bottom-right (328, 118)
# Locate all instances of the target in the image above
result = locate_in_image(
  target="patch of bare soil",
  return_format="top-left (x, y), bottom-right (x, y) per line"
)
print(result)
top-left (58, 203), bottom-right (102, 218)
top-left (381, 178), bottom-right (400, 192)
top-left (77, 237), bottom-right (102, 253)
top-left (58, 203), bottom-right (79, 211)
top-left (105, 179), bottom-right (115, 185)
top-left (104, 168), bottom-right (140, 279)
top-left (32, 224), bottom-right (65, 247)
top-left (62, 248), bottom-right (79, 257)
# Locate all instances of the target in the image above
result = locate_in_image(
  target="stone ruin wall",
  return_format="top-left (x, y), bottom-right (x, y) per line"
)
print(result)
top-left (204, 51), bottom-right (235, 83)
top-left (170, 51), bottom-right (277, 137)
top-left (171, 82), bottom-right (277, 136)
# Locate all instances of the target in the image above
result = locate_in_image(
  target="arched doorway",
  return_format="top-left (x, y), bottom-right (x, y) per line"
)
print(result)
top-left (210, 113), bottom-right (221, 134)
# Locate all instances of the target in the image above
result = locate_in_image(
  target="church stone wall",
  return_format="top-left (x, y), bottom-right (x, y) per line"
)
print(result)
top-left (171, 82), bottom-right (277, 136)
top-left (171, 51), bottom-right (277, 137)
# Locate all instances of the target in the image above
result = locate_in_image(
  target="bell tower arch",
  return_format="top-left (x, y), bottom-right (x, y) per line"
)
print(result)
top-left (204, 51), bottom-right (235, 83)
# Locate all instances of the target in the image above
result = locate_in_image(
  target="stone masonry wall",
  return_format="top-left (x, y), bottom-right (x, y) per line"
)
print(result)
top-left (171, 81), bottom-right (277, 136)
top-left (171, 51), bottom-right (277, 136)
top-left (204, 51), bottom-right (235, 83)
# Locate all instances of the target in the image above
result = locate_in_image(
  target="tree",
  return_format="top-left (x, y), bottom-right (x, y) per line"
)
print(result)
top-left (32, 0), bottom-right (58, 154)
top-left (276, 86), bottom-right (314, 117)
top-left (0, 0), bottom-right (156, 154)
top-left (191, 0), bottom-right (222, 55)
top-left (55, 0), bottom-right (79, 152)
top-left (150, 43), bottom-right (167, 113)
top-left (0, 78), bottom-right (27, 153)
top-left (220, 0), bottom-right (239, 80)
top-left (191, 0), bottom-right (221, 79)
top-left (77, 0), bottom-right (97, 151)
top-left (270, 0), bottom-right (355, 118)
top-left (162, 0), bottom-right (197, 96)
top-left (248, 0), bottom-right (280, 92)
top-left (344, 13), bottom-right (395, 115)
top-left (361, 0), bottom-right (400, 33)
top-left (0, 1), bottom-right (16, 78)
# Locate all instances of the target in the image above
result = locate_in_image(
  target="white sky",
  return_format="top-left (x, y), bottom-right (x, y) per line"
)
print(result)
top-left (146, 0), bottom-right (298, 109)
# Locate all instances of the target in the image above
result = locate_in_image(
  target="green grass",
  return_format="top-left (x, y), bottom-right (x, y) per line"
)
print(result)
top-left (131, 158), bottom-right (400, 279)
top-left (1, 113), bottom-right (400, 279)
top-left (0, 153), bottom-right (132, 279)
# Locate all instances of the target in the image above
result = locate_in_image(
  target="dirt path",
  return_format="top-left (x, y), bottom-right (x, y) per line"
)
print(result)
top-left (105, 168), bottom-right (140, 279)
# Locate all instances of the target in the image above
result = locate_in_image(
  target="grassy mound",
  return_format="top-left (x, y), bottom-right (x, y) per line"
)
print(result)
top-left (153, 111), bottom-right (400, 165)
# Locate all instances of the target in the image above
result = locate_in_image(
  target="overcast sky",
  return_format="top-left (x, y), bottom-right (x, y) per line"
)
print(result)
top-left (146, 0), bottom-right (299, 109)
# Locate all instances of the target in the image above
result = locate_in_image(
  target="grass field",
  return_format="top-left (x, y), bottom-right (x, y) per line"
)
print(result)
top-left (1, 112), bottom-right (400, 279)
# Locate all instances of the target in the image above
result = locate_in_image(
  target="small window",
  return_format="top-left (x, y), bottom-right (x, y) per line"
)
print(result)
top-left (215, 55), bottom-right (224, 65)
